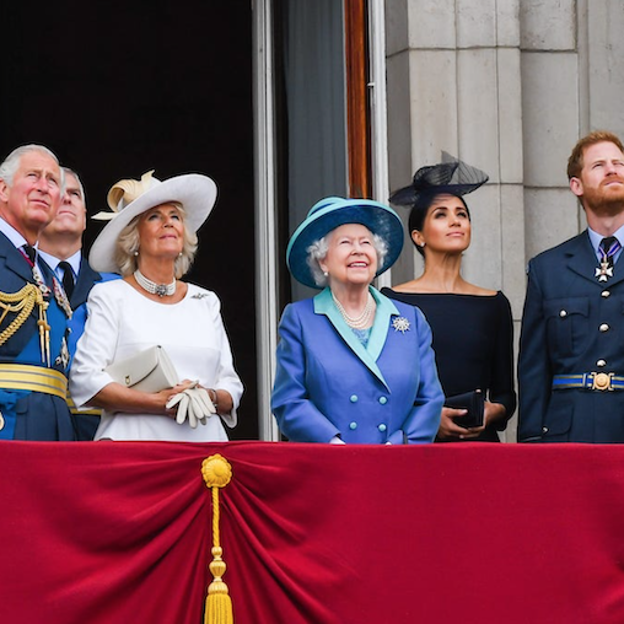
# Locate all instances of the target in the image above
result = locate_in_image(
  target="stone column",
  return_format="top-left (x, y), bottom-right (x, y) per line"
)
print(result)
top-left (385, 0), bottom-right (525, 441)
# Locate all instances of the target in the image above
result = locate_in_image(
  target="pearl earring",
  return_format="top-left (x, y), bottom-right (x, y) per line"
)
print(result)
top-left (134, 250), bottom-right (139, 257)
top-left (323, 271), bottom-right (329, 277)
top-left (420, 242), bottom-right (425, 248)
top-left (178, 252), bottom-right (183, 257)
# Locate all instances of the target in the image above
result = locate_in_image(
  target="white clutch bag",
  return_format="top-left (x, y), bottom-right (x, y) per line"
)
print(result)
top-left (105, 345), bottom-right (179, 393)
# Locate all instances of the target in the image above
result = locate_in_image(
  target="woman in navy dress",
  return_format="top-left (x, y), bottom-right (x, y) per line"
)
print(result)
top-left (382, 158), bottom-right (516, 442)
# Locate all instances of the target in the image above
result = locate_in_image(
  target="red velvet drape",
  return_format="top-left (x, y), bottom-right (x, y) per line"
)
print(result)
top-left (1, 441), bottom-right (624, 624)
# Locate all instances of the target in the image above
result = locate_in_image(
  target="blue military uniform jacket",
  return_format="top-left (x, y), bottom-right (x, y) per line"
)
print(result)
top-left (42, 254), bottom-right (119, 440)
top-left (65, 258), bottom-right (118, 366)
top-left (271, 287), bottom-right (444, 444)
top-left (0, 232), bottom-right (73, 440)
top-left (518, 230), bottom-right (624, 442)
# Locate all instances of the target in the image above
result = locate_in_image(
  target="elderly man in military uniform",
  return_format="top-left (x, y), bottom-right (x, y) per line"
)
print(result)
top-left (0, 144), bottom-right (74, 440)
top-left (519, 130), bottom-right (624, 443)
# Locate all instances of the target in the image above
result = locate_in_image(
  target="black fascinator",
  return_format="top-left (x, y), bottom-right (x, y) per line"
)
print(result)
top-left (389, 152), bottom-right (489, 207)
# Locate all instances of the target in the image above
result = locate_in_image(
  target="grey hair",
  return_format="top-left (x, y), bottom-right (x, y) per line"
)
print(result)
top-left (114, 202), bottom-right (198, 278)
top-left (0, 144), bottom-right (65, 194)
top-left (306, 230), bottom-right (389, 287)
top-left (62, 167), bottom-right (85, 203)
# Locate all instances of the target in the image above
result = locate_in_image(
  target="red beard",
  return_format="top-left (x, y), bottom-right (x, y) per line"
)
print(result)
top-left (583, 179), bottom-right (624, 214)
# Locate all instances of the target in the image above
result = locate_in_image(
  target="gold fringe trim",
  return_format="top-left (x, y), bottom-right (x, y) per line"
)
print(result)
top-left (202, 454), bottom-right (234, 624)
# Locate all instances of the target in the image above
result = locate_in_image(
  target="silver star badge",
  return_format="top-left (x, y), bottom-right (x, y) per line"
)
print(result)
top-left (392, 317), bottom-right (410, 333)
top-left (595, 262), bottom-right (613, 282)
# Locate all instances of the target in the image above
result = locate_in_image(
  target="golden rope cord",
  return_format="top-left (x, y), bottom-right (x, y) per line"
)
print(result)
top-left (202, 454), bottom-right (234, 624)
top-left (0, 285), bottom-right (42, 347)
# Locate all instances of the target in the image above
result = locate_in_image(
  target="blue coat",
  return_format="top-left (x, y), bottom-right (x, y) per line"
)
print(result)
top-left (66, 258), bottom-right (119, 366)
top-left (271, 287), bottom-right (443, 444)
top-left (64, 258), bottom-right (119, 440)
top-left (518, 230), bottom-right (624, 442)
top-left (0, 232), bottom-right (73, 440)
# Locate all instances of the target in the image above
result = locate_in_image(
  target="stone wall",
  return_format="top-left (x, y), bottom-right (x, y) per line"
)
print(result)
top-left (384, 0), bottom-right (624, 440)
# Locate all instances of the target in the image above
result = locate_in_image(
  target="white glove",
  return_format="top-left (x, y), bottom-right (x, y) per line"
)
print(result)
top-left (185, 387), bottom-right (216, 427)
top-left (167, 391), bottom-right (192, 426)
top-left (167, 384), bottom-right (216, 429)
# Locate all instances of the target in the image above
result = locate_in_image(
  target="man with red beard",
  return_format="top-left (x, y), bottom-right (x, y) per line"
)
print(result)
top-left (519, 130), bottom-right (624, 442)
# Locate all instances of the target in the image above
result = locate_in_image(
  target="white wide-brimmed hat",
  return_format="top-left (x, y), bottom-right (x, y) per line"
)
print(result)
top-left (89, 170), bottom-right (217, 272)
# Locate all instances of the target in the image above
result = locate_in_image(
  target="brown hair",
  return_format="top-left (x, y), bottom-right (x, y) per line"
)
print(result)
top-left (567, 130), bottom-right (624, 180)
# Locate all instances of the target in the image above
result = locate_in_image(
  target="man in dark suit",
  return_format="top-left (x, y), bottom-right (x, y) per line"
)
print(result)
top-left (0, 144), bottom-right (75, 440)
top-left (39, 167), bottom-right (118, 440)
top-left (519, 130), bottom-right (624, 442)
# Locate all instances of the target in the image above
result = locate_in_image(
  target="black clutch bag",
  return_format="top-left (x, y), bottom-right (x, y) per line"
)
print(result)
top-left (444, 390), bottom-right (485, 428)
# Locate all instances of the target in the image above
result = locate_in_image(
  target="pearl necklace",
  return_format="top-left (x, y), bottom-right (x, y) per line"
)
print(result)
top-left (332, 292), bottom-right (375, 329)
top-left (134, 269), bottom-right (176, 297)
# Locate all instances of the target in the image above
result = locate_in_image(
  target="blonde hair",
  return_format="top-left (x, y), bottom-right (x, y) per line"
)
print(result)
top-left (114, 202), bottom-right (198, 278)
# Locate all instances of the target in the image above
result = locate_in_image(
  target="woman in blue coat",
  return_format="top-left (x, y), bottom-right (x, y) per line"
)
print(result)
top-left (271, 196), bottom-right (444, 444)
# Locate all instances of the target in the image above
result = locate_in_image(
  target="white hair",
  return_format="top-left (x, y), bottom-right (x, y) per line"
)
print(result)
top-left (306, 229), bottom-right (388, 287)
top-left (0, 144), bottom-right (65, 194)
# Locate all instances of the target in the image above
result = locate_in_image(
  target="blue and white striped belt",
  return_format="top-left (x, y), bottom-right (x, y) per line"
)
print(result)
top-left (552, 373), bottom-right (624, 392)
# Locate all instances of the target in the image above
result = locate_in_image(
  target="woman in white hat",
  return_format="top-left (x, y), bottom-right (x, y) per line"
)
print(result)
top-left (382, 157), bottom-right (516, 442)
top-left (271, 196), bottom-right (444, 444)
top-left (69, 171), bottom-right (243, 441)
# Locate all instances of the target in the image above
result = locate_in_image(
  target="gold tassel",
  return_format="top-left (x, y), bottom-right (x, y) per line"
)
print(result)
top-left (201, 454), bottom-right (234, 624)
top-left (35, 292), bottom-right (50, 366)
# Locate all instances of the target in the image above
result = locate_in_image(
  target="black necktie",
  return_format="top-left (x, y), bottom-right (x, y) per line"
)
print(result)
top-left (22, 244), bottom-right (36, 264)
top-left (59, 261), bottom-right (75, 299)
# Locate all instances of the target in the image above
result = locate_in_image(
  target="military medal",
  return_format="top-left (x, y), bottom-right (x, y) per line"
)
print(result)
top-left (595, 260), bottom-right (614, 282)
top-left (596, 237), bottom-right (622, 282)
top-left (50, 276), bottom-right (72, 319)
top-left (55, 335), bottom-right (71, 371)
top-left (31, 264), bottom-right (51, 297)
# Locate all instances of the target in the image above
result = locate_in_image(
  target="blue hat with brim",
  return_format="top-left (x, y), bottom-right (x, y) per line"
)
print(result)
top-left (286, 196), bottom-right (405, 289)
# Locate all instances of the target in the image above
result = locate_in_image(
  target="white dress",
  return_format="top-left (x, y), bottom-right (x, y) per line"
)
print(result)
top-left (69, 280), bottom-right (244, 441)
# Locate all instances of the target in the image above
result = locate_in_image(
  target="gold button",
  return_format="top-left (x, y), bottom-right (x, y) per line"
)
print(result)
top-left (597, 359), bottom-right (607, 367)
top-left (602, 290), bottom-right (611, 298)
top-left (600, 323), bottom-right (610, 332)
top-left (559, 310), bottom-right (567, 318)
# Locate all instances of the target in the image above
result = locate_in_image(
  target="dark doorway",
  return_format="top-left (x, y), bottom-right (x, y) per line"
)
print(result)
top-left (1, 1), bottom-right (258, 439)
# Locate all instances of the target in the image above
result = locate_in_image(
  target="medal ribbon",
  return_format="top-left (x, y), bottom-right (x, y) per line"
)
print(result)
top-left (596, 236), bottom-right (622, 282)
top-left (599, 236), bottom-right (621, 266)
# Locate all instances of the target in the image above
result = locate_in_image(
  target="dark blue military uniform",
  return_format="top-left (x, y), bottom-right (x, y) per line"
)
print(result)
top-left (0, 232), bottom-right (74, 440)
top-left (518, 230), bottom-right (624, 443)
top-left (64, 258), bottom-right (118, 440)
